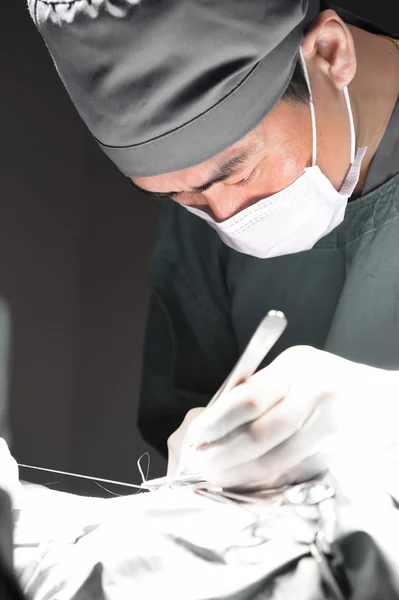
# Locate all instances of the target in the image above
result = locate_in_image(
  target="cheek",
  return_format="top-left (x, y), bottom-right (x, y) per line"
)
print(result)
top-left (260, 139), bottom-right (309, 195)
top-left (257, 104), bottom-right (313, 195)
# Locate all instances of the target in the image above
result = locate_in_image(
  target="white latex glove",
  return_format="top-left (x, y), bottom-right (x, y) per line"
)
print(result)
top-left (0, 438), bottom-right (23, 509)
top-left (185, 346), bottom-right (399, 490)
top-left (167, 407), bottom-right (206, 478)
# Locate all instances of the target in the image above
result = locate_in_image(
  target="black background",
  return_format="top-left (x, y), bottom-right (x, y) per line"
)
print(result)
top-left (1, 1), bottom-right (398, 495)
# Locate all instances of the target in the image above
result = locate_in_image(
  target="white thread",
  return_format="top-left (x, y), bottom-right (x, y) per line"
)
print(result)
top-left (19, 452), bottom-right (154, 494)
top-left (137, 452), bottom-right (151, 483)
top-left (18, 463), bottom-right (143, 490)
top-left (94, 482), bottom-right (123, 496)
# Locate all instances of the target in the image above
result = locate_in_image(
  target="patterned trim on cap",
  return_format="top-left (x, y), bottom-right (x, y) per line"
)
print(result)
top-left (28, 0), bottom-right (142, 25)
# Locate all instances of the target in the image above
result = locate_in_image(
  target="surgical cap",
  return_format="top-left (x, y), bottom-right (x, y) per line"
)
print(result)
top-left (28, 0), bottom-right (321, 177)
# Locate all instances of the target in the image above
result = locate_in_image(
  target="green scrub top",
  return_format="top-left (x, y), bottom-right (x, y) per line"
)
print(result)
top-left (139, 26), bottom-right (399, 458)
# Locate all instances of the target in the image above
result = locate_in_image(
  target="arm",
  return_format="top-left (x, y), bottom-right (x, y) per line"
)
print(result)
top-left (138, 201), bottom-right (238, 458)
top-left (138, 290), bottom-right (212, 457)
top-left (138, 284), bottom-right (237, 459)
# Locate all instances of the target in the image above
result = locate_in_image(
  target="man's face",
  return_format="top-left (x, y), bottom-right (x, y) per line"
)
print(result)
top-left (133, 14), bottom-right (355, 221)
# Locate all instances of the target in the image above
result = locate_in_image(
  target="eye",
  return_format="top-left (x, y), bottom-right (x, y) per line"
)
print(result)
top-left (235, 166), bottom-right (258, 186)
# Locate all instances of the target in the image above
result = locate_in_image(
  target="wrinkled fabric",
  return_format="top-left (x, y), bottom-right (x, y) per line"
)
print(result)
top-left (0, 490), bottom-right (26, 600)
top-left (12, 471), bottom-right (399, 600)
top-left (13, 483), bottom-right (306, 600)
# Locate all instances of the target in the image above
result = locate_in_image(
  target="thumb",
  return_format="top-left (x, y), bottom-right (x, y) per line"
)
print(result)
top-left (167, 408), bottom-right (205, 477)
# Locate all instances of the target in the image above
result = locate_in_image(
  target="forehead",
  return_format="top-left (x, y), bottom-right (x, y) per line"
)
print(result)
top-left (132, 121), bottom-right (265, 190)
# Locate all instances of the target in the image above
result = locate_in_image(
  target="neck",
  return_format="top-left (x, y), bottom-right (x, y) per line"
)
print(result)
top-left (348, 26), bottom-right (399, 194)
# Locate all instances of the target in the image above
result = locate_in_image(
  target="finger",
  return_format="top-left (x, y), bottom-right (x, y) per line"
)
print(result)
top-left (203, 428), bottom-right (334, 490)
top-left (272, 453), bottom-right (330, 488)
top-left (199, 395), bottom-right (336, 489)
top-left (250, 426), bottom-right (335, 489)
top-left (167, 408), bottom-right (206, 477)
top-left (193, 385), bottom-right (318, 473)
top-left (187, 361), bottom-right (290, 445)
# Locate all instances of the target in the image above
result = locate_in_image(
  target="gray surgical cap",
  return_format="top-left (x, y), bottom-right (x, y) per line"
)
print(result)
top-left (28, 0), bottom-right (320, 177)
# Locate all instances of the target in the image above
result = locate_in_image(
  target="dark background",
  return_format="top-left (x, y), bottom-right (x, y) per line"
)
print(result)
top-left (1, 1), bottom-right (398, 495)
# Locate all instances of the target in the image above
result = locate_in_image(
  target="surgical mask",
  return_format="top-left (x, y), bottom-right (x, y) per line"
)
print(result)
top-left (184, 48), bottom-right (367, 259)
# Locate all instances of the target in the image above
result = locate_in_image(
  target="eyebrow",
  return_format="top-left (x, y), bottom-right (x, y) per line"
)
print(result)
top-left (131, 149), bottom-right (252, 199)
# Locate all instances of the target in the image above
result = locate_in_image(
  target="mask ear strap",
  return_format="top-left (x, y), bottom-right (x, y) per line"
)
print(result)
top-left (343, 86), bottom-right (356, 164)
top-left (299, 46), bottom-right (356, 167)
top-left (299, 47), bottom-right (317, 167)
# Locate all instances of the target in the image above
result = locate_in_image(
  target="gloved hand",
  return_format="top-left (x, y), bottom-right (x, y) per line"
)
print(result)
top-left (185, 346), bottom-right (399, 490)
top-left (0, 438), bottom-right (23, 510)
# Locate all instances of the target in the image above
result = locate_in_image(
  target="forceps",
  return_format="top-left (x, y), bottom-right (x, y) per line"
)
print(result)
top-left (205, 309), bottom-right (287, 410)
top-left (176, 309), bottom-right (287, 475)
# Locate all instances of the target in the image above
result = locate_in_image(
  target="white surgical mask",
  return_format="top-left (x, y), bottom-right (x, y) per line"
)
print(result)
top-left (184, 48), bottom-right (367, 259)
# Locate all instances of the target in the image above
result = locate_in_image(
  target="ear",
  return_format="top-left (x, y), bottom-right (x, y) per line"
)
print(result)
top-left (301, 9), bottom-right (357, 90)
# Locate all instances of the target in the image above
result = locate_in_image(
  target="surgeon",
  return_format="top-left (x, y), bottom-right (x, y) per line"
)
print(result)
top-left (29, 1), bottom-right (399, 490)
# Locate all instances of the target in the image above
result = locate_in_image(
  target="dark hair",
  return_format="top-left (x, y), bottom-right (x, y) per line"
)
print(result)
top-left (282, 58), bottom-right (309, 104)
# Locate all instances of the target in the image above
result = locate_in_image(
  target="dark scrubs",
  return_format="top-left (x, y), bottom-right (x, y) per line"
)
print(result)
top-left (138, 58), bottom-right (399, 458)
